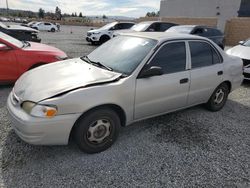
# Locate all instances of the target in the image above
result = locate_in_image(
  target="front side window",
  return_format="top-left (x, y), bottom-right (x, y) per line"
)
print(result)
top-left (189, 41), bottom-right (221, 69)
top-left (149, 42), bottom-right (186, 74)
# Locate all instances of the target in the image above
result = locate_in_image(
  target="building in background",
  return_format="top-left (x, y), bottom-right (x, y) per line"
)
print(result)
top-left (160, 0), bottom-right (242, 31)
top-left (238, 0), bottom-right (250, 17)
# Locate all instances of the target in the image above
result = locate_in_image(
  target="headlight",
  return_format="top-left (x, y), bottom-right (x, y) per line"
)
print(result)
top-left (22, 101), bottom-right (58, 118)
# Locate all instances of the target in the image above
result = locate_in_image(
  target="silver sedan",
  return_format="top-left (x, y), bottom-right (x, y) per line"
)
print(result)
top-left (7, 32), bottom-right (243, 153)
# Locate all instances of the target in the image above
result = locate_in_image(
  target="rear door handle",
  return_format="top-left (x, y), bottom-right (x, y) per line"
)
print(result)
top-left (217, 71), bottom-right (223, 75)
top-left (180, 78), bottom-right (189, 84)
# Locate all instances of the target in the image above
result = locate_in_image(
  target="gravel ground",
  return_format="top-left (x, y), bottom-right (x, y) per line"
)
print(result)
top-left (0, 25), bottom-right (250, 187)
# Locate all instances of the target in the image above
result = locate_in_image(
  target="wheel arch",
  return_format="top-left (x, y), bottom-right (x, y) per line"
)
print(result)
top-left (69, 104), bottom-right (127, 142)
top-left (28, 62), bottom-right (47, 70)
top-left (222, 80), bottom-right (232, 92)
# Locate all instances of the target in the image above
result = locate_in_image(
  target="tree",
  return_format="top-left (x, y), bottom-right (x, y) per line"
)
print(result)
top-left (79, 12), bottom-right (83, 17)
top-left (38, 8), bottom-right (45, 18)
top-left (102, 14), bottom-right (107, 19)
top-left (146, 11), bottom-right (159, 17)
top-left (55, 6), bottom-right (62, 20)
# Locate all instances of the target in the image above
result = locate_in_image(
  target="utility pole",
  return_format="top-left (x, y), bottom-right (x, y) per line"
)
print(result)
top-left (6, 0), bottom-right (9, 16)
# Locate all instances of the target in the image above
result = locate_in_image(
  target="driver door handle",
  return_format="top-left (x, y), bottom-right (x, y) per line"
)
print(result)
top-left (180, 78), bottom-right (189, 84)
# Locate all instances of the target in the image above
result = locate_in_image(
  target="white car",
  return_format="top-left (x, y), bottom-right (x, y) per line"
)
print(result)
top-left (7, 33), bottom-right (243, 153)
top-left (86, 22), bottom-right (134, 44)
top-left (227, 39), bottom-right (250, 80)
top-left (32, 22), bottom-right (58, 32)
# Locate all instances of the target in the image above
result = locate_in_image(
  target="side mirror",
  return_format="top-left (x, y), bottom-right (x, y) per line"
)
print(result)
top-left (239, 40), bottom-right (245, 45)
top-left (0, 44), bottom-right (10, 51)
top-left (139, 66), bottom-right (163, 78)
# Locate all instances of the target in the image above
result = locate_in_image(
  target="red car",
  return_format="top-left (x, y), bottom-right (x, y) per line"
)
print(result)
top-left (0, 32), bottom-right (67, 83)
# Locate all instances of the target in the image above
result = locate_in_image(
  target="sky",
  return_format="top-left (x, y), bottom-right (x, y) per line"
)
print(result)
top-left (0, 0), bottom-right (161, 18)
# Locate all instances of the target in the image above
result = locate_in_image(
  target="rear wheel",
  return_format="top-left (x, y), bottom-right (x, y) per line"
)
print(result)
top-left (205, 83), bottom-right (229, 111)
top-left (73, 108), bottom-right (121, 153)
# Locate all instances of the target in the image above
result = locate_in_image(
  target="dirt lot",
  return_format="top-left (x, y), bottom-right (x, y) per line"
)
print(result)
top-left (0, 25), bottom-right (250, 187)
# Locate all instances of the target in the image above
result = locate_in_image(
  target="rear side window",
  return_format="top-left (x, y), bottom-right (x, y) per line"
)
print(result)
top-left (159, 23), bottom-right (175, 31)
top-left (122, 23), bottom-right (134, 29)
top-left (149, 42), bottom-right (186, 74)
top-left (189, 41), bottom-right (221, 69)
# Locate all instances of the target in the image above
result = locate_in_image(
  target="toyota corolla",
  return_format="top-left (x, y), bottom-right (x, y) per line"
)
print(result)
top-left (7, 33), bottom-right (243, 153)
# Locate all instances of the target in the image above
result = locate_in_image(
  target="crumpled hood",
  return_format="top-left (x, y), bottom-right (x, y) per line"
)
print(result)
top-left (227, 45), bottom-right (250, 60)
top-left (14, 58), bottom-right (122, 102)
top-left (8, 25), bottom-right (38, 33)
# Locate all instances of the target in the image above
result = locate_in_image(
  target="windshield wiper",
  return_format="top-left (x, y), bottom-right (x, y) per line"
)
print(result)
top-left (81, 56), bottom-right (113, 71)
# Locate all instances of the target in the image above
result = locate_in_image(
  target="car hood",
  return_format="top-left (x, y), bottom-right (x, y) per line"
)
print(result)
top-left (23, 42), bottom-right (65, 55)
top-left (113, 29), bottom-right (134, 35)
top-left (7, 25), bottom-right (39, 33)
top-left (14, 58), bottom-right (122, 102)
top-left (227, 45), bottom-right (250, 60)
top-left (88, 28), bottom-right (106, 33)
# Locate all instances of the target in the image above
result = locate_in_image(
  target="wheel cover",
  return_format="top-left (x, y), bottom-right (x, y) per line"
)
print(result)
top-left (87, 119), bottom-right (111, 144)
top-left (214, 89), bottom-right (225, 104)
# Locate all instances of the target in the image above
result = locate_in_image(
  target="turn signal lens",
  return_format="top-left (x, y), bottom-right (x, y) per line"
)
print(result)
top-left (44, 108), bottom-right (57, 118)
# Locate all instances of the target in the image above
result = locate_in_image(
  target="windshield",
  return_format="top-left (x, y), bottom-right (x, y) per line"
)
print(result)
top-left (243, 39), bottom-right (250, 47)
top-left (167, 26), bottom-right (194, 34)
top-left (131, 22), bottom-right (151, 32)
top-left (0, 32), bottom-right (23, 48)
top-left (87, 36), bottom-right (157, 75)
top-left (0, 22), bottom-right (7, 29)
top-left (99, 22), bottom-right (117, 30)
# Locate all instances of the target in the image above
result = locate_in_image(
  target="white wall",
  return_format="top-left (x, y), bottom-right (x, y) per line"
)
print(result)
top-left (160, 0), bottom-right (241, 31)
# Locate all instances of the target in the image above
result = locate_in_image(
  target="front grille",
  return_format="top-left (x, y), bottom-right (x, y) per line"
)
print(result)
top-left (242, 59), bottom-right (250, 67)
top-left (87, 32), bottom-right (91, 37)
top-left (243, 72), bottom-right (250, 79)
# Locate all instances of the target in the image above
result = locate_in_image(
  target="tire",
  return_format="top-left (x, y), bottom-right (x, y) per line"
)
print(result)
top-left (51, 28), bottom-right (56, 32)
top-left (99, 35), bottom-right (110, 44)
top-left (205, 83), bottom-right (229, 112)
top-left (73, 108), bottom-right (121, 153)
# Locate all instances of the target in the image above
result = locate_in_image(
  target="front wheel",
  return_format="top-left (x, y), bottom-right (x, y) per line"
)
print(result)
top-left (51, 28), bottom-right (56, 32)
top-left (73, 108), bottom-right (121, 153)
top-left (205, 83), bottom-right (229, 111)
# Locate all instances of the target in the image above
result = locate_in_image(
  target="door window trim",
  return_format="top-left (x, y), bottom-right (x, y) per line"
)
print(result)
top-left (137, 40), bottom-right (189, 78)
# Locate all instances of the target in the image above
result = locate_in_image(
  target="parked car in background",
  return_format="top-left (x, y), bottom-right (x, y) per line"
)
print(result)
top-left (112, 21), bottom-right (177, 37)
top-left (7, 33), bottom-right (243, 153)
top-left (21, 21), bottom-right (37, 28)
top-left (0, 17), bottom-right (10, 22)
top-left (0, 32), bottom-right (67, 83)
top-left (32, 22), bottom-right (58, 32)
top-left (166, 25), bottom-right (225, 49)
top-left (227, 39), bottom-right (250, 80)
top-left (86, 21), bottom-right (135, 44)
top-left (0, 22), bottom-right (41, 42)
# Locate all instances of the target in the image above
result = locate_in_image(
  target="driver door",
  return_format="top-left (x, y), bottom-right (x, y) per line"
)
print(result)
top-left (134, 41), bottom-right (190, 120)
top-left (0, 43), bottom-right (18, 82)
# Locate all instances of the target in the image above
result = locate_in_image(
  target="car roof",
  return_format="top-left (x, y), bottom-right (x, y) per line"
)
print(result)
top-left (171, 25), bottom-right (218, 30)
top-left (121, 32), bottom-right (206, 42)
top-left (139, 21), bottom-right (175, 24)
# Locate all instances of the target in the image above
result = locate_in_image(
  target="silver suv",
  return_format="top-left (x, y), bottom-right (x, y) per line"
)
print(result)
top-left (7, 33), bottom-right (243, 153)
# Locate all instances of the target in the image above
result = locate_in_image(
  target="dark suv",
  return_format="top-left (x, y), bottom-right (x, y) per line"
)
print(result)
top-left (0, 22), bottom-right (41, 42)
top-left (167, 25), bottom-right (225, 49)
